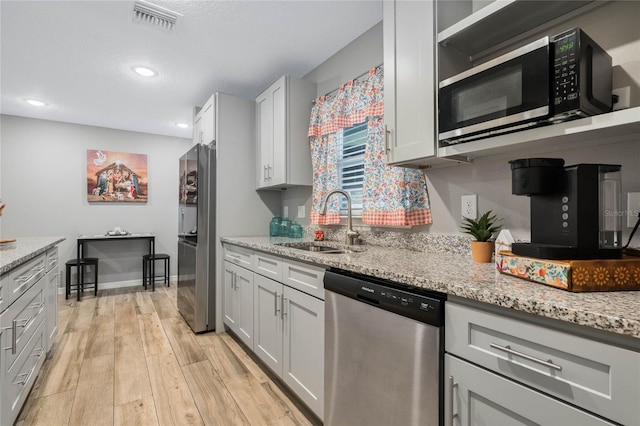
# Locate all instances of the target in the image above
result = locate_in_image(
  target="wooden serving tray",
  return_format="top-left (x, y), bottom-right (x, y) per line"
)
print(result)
top-left (496, 250), bottom-right (640, 292)
top-left (0, 238), bottom-right (16, 244)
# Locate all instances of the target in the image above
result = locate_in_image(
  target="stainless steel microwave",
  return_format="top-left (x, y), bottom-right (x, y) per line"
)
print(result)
top-left (438, 28), bottom-right (612, 146)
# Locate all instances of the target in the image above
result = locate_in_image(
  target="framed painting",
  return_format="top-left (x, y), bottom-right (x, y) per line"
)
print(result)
top-left (87, 149), bottom-right (148, 203)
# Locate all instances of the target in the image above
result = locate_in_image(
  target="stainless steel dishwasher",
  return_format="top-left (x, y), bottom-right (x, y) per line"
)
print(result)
top-left (324, 269), bottom-right (445, 426)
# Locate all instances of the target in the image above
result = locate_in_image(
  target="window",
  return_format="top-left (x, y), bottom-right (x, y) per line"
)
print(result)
top-left (336, 121), bottom-right (366, 217)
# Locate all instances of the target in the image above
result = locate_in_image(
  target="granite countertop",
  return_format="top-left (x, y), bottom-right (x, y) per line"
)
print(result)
top-left (221, 236), bottom-right (640, 340)
top-left (0, 237), bottom-right (66, 275)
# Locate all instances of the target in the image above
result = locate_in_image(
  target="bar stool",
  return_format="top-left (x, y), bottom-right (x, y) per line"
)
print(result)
top-left (142, 253), bottom-right (170, 291)
top-left (66, 258), bottom-right (99, 301)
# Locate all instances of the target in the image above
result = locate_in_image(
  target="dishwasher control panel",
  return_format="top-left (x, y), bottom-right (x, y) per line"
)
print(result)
top-left (324, 270), bottom-right (444, 326)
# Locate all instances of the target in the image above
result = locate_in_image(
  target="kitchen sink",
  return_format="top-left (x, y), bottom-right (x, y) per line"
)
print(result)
top-left (275, 241), bottom-right (365, 254)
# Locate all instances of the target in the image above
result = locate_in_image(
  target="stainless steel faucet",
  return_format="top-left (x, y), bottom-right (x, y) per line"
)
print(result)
top-left (319, 189), bottom-right (360, 245)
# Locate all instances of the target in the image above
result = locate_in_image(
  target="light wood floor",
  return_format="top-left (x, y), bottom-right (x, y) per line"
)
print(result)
top-left (16, 283), bottom-right (320, 426)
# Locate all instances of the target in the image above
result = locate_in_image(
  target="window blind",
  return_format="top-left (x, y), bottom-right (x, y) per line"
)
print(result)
top-left (337, 121), bottom-right (367, 216)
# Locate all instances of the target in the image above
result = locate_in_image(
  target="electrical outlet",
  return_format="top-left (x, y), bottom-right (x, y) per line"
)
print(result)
top-left (613, 86), bottom-right (631, 111)
top-left (627, 192), bottom-right (640, 228)
top-left (461, 194), bottom-right (477, 220)
top-left (297, 205), bottom-right (305, 219)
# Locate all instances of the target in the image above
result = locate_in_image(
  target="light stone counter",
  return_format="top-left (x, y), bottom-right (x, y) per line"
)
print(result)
top-left (0, 237), bottom-right (66, 275)
top-left (221, 236), bottom-right (640, 340)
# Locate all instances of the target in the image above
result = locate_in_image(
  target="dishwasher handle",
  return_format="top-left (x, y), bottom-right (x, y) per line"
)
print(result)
top-left (356, 294), bottom-right (380, 306)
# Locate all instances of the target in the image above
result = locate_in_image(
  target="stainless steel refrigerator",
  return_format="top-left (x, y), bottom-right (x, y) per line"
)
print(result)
top-left (178, 143), bottom-right (215, 332)
top-left (177, 93), bottom-right (281, 334)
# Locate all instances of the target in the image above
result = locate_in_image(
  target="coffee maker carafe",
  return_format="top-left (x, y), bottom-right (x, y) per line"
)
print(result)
top-left (509, 158), bottom-right (623, 260)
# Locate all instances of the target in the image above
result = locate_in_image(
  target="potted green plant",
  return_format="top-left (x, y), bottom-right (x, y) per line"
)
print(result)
top-left (461, 210), bottom-right (502, 263)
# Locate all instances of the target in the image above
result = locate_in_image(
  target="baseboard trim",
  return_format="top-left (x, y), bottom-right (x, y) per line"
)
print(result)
top-left (58, 275), bottom-right (176, 294)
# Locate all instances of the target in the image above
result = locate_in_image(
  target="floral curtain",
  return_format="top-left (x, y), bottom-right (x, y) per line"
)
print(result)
top-left (308, 66), bottom-right (432, 226)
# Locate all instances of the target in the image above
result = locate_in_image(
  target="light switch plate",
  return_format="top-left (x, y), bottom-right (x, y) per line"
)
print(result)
top-left (461, 194), bottom-right (477, 220)
top-left (297, 205), bottom-right (305, 219)
top-left (283, 205), bottom-right (289, 219)
top-left (627, 192), bottom-right (640, 228)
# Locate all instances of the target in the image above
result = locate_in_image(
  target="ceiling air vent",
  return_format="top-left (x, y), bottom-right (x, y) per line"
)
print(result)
top-left (132, 0), bottom-right (180, 30)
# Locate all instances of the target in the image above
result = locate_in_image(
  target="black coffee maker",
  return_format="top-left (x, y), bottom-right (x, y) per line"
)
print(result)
top-left (509, 158), bottom-right (623, 260)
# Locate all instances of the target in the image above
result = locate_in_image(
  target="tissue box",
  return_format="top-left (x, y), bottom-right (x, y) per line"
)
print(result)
top-left (496, 250), bottom-right (640, 292)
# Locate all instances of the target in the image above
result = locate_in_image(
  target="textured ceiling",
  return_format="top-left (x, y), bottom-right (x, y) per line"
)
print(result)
top-left (0, 0), bottom-right (382, 138)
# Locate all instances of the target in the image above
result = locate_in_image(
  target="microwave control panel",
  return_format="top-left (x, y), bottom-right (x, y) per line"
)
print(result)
top-left (552, 29), bottom-right (579, 112)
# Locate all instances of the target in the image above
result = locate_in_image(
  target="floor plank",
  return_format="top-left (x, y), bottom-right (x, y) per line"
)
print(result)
top-left (161, 316), bottom-right (208, 366)
top-left (224, 373), bottom-right (290, 426)
top-left (114, 395), bottom-right (159, 426)
top-left (68, 354), bottom-right (115, 426)
top-left (201, 334), bottom-right (253, 381)
top-left (114, 332), bottom-right (153, 406)
top-left (137, 312), bottom-right (173, 357)
top-left (83, 312), bottom-right (114, 359)
top-left (64, 297), bottom-right (97, 333)
top-left (134, 291), bottom-right (156, 315)
top-left (146, 352), bottom-right (203, 426)
top-left (19, 389), bottom-right (75, 426)
top-left (114, 293), bottom-right (138, 337)
top-left (31, 330), bottom-right (89, 398)
top-left (220, 332), bottom-right (271, 383)
top-left (149, 289), bottom-right (179, 320)
top-left (182, 360), bottom-right (251, 426)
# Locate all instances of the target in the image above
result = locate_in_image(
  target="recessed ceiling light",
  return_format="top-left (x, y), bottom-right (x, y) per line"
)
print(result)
top-left (176, 123), bottom-right (189, 129)
top-left (26, 99), bottom-right (47, 107)
top-left (132, 66), bottom-right (157, 77)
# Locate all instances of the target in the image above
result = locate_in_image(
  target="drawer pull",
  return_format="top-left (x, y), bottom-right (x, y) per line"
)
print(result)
top-left (31, 301), bottom-right (45, 310)
top-left (228, 254), bottom-right (241, 263)
top-left (490, 343), bottom-right (562, 371)
top-left (31, 346), bottom-right (45, 358)
top-left (16, 274), bottom-right (33, 283)
top-left (13, 366), bottom-right (35, 386)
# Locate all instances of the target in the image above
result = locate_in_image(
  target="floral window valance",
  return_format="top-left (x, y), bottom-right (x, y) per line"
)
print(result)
top-left (308, 66), bottom-right (432, 227)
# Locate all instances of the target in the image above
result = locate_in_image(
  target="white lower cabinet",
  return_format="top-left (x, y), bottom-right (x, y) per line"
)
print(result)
top-left (253, 273), bottom-right (324, 419)
top-left (445, 355), bottom-right (614, 426)
top-left (45, 246), bottom-right (59, 351)
top-left (222, 261), bottom-right (254, 349)
top-left (254, 274), bottom-right (283, 373)
top-left (0, 272), bottom-right (48, 426)
top-left (223, 243), bottom-right (324, 420)
top-left (281, 284), bottom-right (324, 417)
top-left (445, 300), bottom-right (639, 426)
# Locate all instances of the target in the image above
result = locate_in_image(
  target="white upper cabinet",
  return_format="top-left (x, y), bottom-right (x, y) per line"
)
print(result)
top-left (383, 0), bottom-right (439, 168)
top-left (193, 94), bottom-right (216, 146)
top-left (436, 0), bottom-right (640, 160)
top-left (256, 75), bottom-right (316, 189)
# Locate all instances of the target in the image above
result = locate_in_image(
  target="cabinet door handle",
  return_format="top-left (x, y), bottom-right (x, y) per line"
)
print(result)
top-left (274, 293), bottom-right (280, 316)
top-left (385, 125), bottom-right (392, 154)
top-left (263, 165), bottom-right (268, 182)
top-left (281, 296), bottom-right (288, 319)
top-left (233, 272), bottom-right (238, 290)
top-left (448, 375), bottom-right (458, 424)
top-left (490, 343), bottom-right (562, 371)
top-left (267, 164), bottom-right (272, 180)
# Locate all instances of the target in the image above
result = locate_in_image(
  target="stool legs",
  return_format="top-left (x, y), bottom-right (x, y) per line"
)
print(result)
top-left (65, 260), bottom-right (98, 301)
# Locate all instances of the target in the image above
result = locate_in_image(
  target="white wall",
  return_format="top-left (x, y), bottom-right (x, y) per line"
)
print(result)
top-left (0, 114), bottom-right (192, 285)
